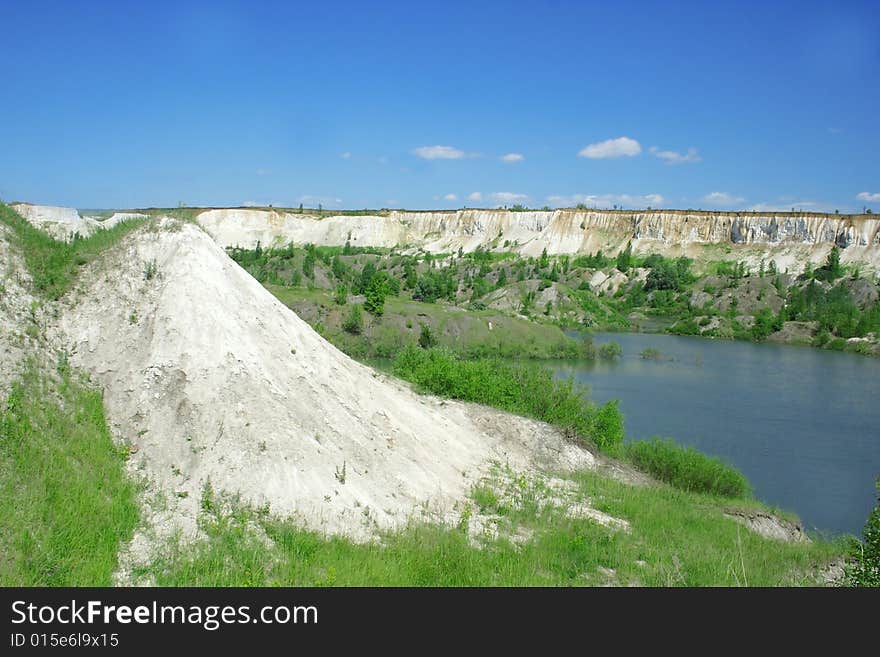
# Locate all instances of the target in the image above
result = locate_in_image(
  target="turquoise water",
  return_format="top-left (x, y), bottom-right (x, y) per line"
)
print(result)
top-left (553, 332), bottom-right (880, 536)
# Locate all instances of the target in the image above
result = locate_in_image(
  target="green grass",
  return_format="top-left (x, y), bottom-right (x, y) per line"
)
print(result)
top-left (142, 470), bottom-right (842, 586)
top-left (0, 202), bottom-right (147, 300)
top-left (391, 346), bottom-right (624, 452)
top-left (267, 284), bottom-right (587, 360)
top-left (624, 439), bottom-right (752, 498)
top-left (0, 362), bottom-right (140, 585)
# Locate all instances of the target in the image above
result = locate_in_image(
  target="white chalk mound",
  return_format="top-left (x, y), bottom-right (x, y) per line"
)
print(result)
top-left (54, 220), bottom-right (594, 540)
top-left (11, 203), bottom-right (146, 241)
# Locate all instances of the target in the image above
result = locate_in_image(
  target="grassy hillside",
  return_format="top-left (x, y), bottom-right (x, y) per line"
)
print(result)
top-left (0, 363), bottom-right (139, 585)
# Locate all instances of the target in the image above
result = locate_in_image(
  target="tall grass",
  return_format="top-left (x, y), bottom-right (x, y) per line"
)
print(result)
top-left (0, 202), bottom-right (147, 300)
top-left (391, 345), bottom-right (624, 452)
top-left (0, 364), bottom-right (140, 585)
top-left (624, 439), bottom-right (751, 498)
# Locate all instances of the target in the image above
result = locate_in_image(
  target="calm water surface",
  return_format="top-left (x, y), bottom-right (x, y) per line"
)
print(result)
top-left (553, 332), bottom-right (880, 536)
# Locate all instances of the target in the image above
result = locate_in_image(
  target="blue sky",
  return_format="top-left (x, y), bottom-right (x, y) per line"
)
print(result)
top-left (1, 0), bottom-right (878, 212)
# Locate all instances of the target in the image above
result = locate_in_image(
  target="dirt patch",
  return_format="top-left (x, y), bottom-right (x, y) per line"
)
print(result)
top-left (724, 508), bottom-right (809, 543)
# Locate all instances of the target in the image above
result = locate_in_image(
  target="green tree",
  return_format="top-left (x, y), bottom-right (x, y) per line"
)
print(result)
top-left (616, 241), bottom-right (633, 272)
top-left (331, 255), bottom-right (348, 281)
top-left (496, 267), bottom-right (507, 288)
top-left (334, 284), bottom-right (348, 305)
top-left (302, 247), bottom-right (316, 279)
top-left (403, 261), bottom-right (417, 289)
top-left (355, 261), bottom-right (377, 294)
top-left (539, 247), bottom-right (549, 269)
top-left (816, 245), bottom-right (843, 281)
top-left (364, 271), bottom-right (390, 316)
top-left (342, 304), bottom-right (363, 335)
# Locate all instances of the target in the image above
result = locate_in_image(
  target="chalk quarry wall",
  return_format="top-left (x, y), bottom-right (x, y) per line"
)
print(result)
top-left (198, 208), bottom-right (880, 273)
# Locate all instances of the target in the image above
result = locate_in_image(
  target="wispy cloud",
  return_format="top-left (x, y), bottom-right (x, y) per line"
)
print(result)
top-left (578, 137), bottom-right (641, 159)
top-left (443, 193), bottom-right (458, 201)
top-left (650, 146), bottom-right (701, 165)
top-left (467, 192), bottom-right (483, 202)
top-left (857, 192), bottom-right (880, 202)
top-left (747, 201), bottom-right (826, 212)
top-left (701, 191), bottom-right (745, 206)
top-left (491, 192), bottom-right (529, 206)
top-left (298, 195), bottom-right (343, 208)
top-left (547, 193), bottom-right (663, 208)
top-left (255, 168), bottom-right (272, 176)
top-left (500, 153), bottom-right (524, 163)
top-left (413, 145), bottom-right (466, 160)
top-left (340, 152), bottom-right (352, 159)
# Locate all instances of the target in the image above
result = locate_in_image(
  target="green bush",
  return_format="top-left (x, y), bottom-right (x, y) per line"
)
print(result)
top-left (597, 341), bottom-right (622, 360)
top-left (845, 478), bottom-right (880, 587)
top-left (391, 346), bottom-right (624, 453)
top-left (640, 347), bottom-right (663, 360)
top-left (342, 304), bottom-right (364, 335)
top-left (624, 439), bottom-right (751, 498)
top-left (418, 323), bottom-right (436, 349)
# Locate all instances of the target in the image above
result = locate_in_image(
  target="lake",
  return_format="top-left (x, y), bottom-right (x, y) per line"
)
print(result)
top-left (554, 332), bottom-right (880, 537)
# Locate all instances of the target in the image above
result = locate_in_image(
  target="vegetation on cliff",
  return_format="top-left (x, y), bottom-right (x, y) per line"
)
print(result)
top-left (229, 240), bottom-right (880, 357)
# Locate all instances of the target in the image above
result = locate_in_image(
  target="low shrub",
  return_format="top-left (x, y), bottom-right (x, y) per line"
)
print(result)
top-left (845, 477), bottom-right (880, 587)
top-left (624, 438), bottom-right (751, 498)
top-left (391, 346), bottom-right (624, 452)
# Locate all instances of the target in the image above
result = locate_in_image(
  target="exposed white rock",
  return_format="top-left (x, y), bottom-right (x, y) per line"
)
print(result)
top-left (11, 203), bottom-right (146, 241)
top-left (49, 220), bottom-right (598, 554)
top-left (197, 208), bottom-right (880, 274)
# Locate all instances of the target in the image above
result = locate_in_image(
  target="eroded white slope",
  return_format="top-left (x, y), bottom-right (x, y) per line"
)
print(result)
top-left (52, 220), bottom-right (594, 542)
top-left (11, 203), bottom-right (146, 241)
top-left (197, 207), bottom-right (880, 272)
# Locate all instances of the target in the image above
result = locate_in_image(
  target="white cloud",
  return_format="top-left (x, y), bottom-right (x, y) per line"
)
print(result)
top-left (546, 193), bottom-right (663, 209)
top-left (500, 153), bottom-right (524, 163)
top-left (386, 199), bottom-right (399, 206)
top-left (491, 192), bottom-right (529, 206)
top-left (467, 192), bottom-right (483, 202)
top-left (298, 195), bottom-right (343, 208)
top-left (413, 145), bottom-right (466, 160)
top-left (578, 137), bottom-right (641, 159)
top-left (443, 193), bottom-right (458, 201)
top-left (857, 192), bottom-right (880, 202)
top-left (701, 192), bottom-right (745, 206)
top-left (747, 201), bottom-right (824, 212)
top-left (650, 146), bottom-right (701, 164)
top-left (340, 152), bottom-right (352, 159)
